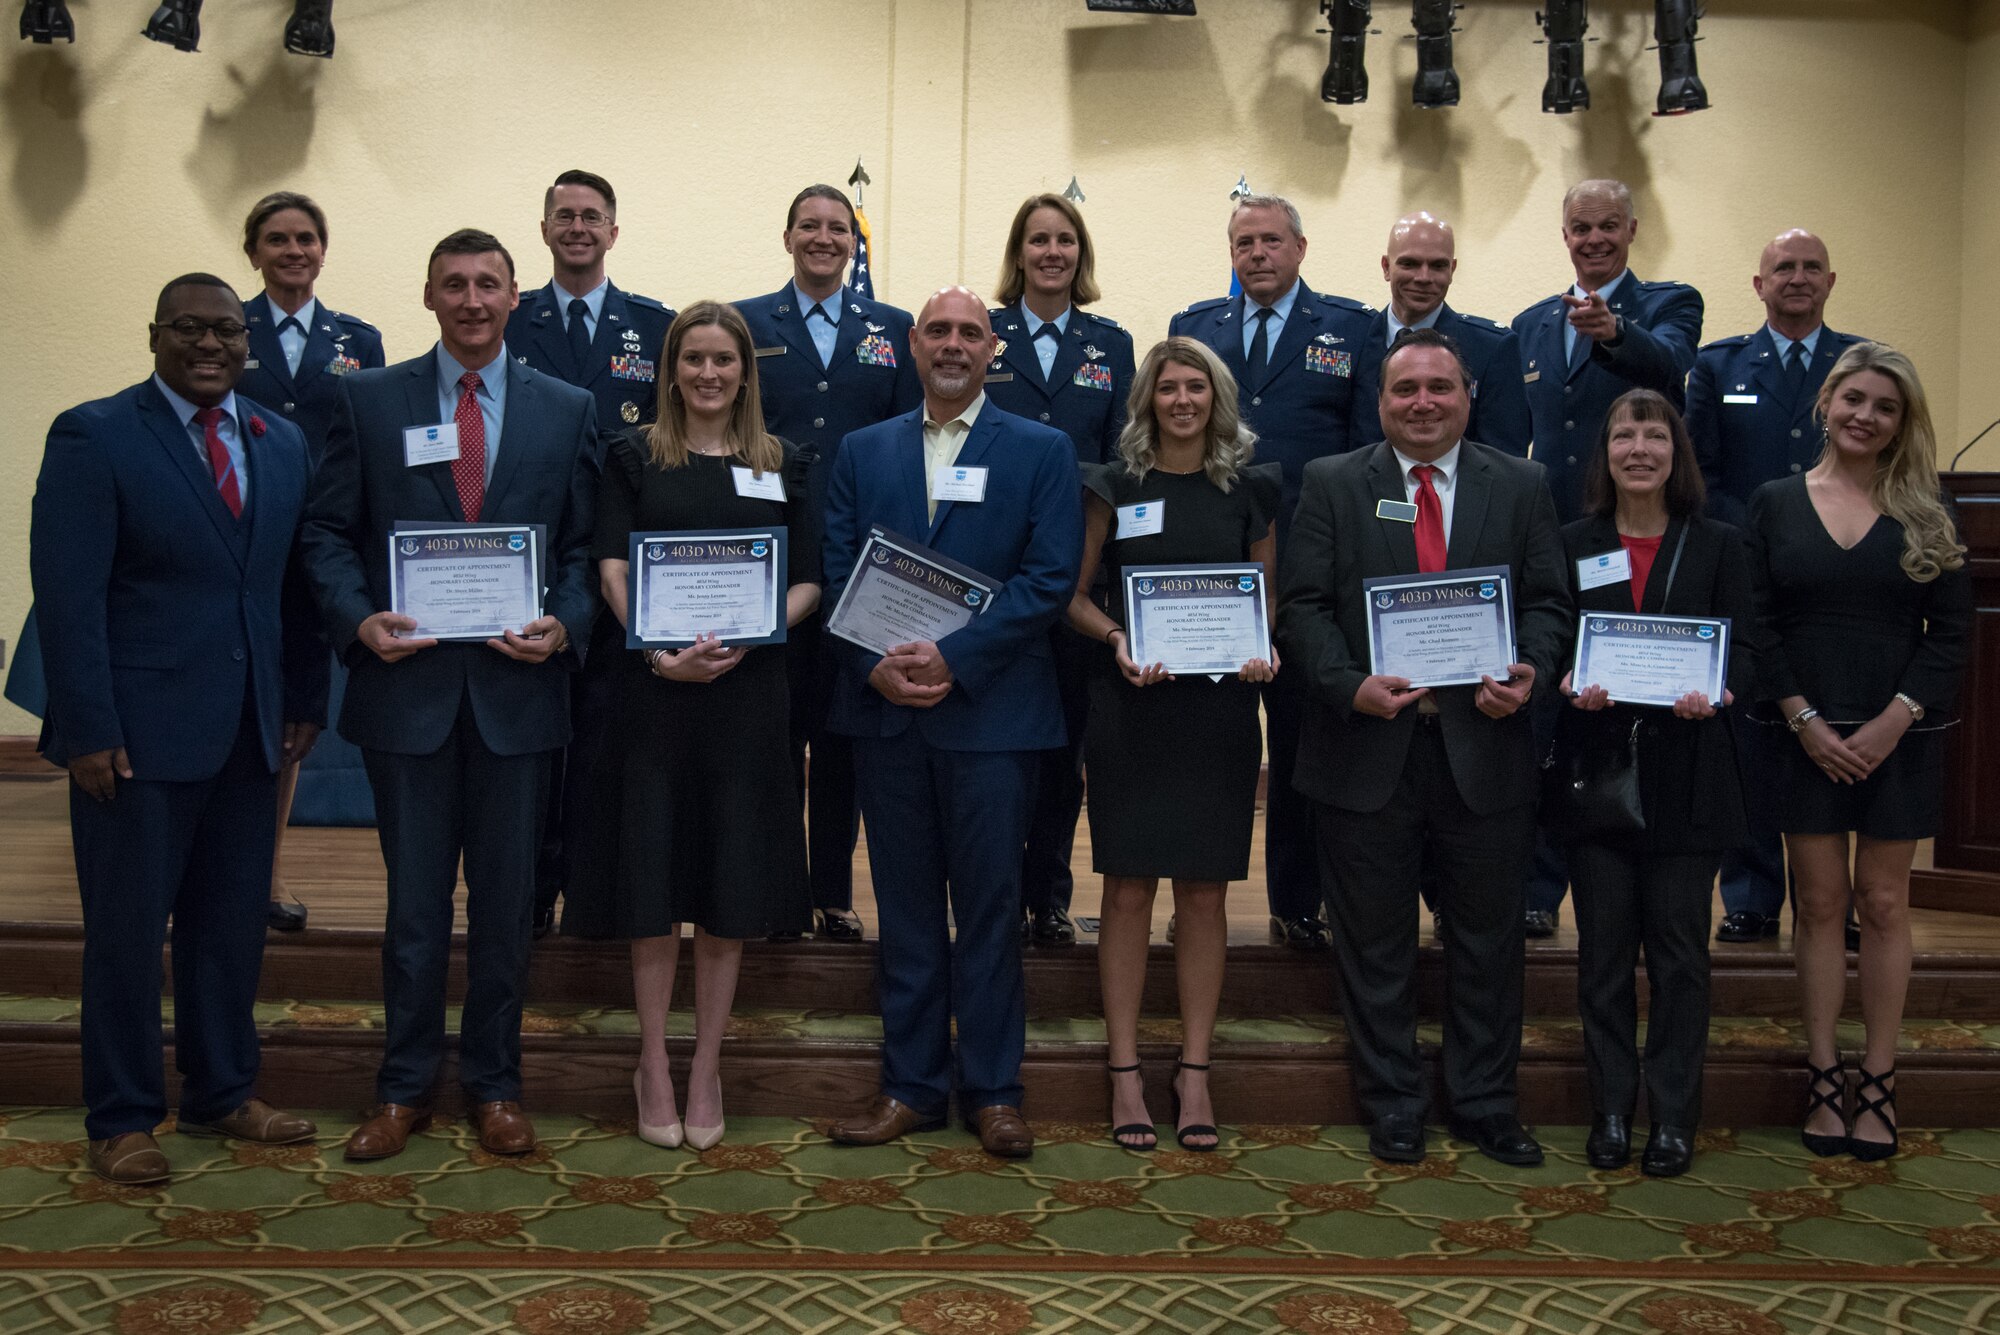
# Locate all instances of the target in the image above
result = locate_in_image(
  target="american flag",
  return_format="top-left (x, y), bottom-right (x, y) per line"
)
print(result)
top-left (847, 206), bottom-right (876, 300)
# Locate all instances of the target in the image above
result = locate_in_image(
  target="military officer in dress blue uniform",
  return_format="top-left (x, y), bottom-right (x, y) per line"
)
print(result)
top-left (736, 184), bottom-right (922, 942)
top-left (504, 170), bottom-right (677, 938)
top-left (985, 192), bottom-right (1136, 947)
top-left (1687, 229), bottom-right (1867, 945)
top-left (1512, 179), bottom-right (1704, 939)
top-left (1169, 194), bottom-right (1377, 951)
top-left (237, 191), bottom-right (385, 933)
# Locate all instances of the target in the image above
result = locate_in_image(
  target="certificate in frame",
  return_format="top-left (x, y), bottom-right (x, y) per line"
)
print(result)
top-left (1572, 612), bottom-right (1730, 708)
top-left (1123, 562), bottom-right (1270, 676)
top-left (1363, 565), bottom-right (1516, 687)
top-left (388, 521), bottom-right (544, 642)
top-left (626, 527), bottom-right (788, 648)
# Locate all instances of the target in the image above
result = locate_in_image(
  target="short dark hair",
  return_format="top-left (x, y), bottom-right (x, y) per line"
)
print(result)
top-left (427, 228), bottom-right (515, 280)
top-left (1380, 326), bottom-right (1472, 392)
top-left (1581, 389), bottom-right (1707, 519)
top-left (242, 191), bottom-right (328, 259)
top-left (544, 169), bottom-right (617, 216)
top-left (154, 273), bottom-right (242, 322)
top-left (786, 183), bottom-right (856, 232)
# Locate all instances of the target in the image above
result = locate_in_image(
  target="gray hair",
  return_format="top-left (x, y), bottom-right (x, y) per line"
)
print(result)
top-left (1562, 178), bottom-right (1634, 219)
top-left (1229, 194), bottom-right (1305, 240)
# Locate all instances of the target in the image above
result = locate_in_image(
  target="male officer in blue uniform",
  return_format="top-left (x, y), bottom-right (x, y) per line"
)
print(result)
top-left (1687, 229), bottom-right (1867, 944)
top-left (1512, 179), bottom-right (1703, 939)
top-left (1169, 194), bottom-right (1376, 950)
top-left (504, 170), bottom-right (675, 938)
top-left (737, 184), bottom-right (921, 942)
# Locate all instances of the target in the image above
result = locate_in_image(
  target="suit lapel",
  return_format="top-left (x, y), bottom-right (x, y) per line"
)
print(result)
top-left (139, 383), bottom-right (245, 562)
top-left (925, 408), bottom-right (1001, 543)
top-left (406, 355), bottom-right (465, 520)
top-left (999, 306), bottom-right (1046, 390)
top-left (1049, 319), bottom-right (1090, 395)
top-left (1745, 326), bottom-right (1786, 405)
top-left (1558, 301), bottom-right (1591, 385)
top-left (1254, 288), bottom-right (1319, 395)
top-left (485, 359), bottom-right (535, 512)
top-left (1367, 443), bottom-right (1419, 576)
top-left (829, 299), bottom-right (870, 373)
top-left (294, 314), bottom-right (338, 393)
top-left (1443, 446), bottom-right (1491, 570)
top-left (244, 303), bottom-right (298, 398)
top-left (769, 294), bottom-right (821, 368)
top-left (897, 413), bottom-right (930, 538)
top-left (525, 286), bottom-right (577, 381)
top-left (1213, 296), bottom-right (1252, 391)
top-left (1638, 516), bottom-right (1686, 614)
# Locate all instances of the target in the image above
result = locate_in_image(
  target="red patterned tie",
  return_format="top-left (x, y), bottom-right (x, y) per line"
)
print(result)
top-left (1412, 464), bottom-right (1446, 573)
top-left (194, 406), bottom-right (242, 518)
top-left (452, 371), bottom-right (486, 522)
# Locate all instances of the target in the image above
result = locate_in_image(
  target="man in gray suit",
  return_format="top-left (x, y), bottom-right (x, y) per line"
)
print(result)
top-left (1277, 327), bottom-right (1571, 1166)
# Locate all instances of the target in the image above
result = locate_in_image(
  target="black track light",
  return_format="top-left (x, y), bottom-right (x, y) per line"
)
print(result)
top-left (1409, 0), bottom-right (1460, 109)
top-left (19, 1), bottom-right (73, 43)
top-left (1085, 1), bottom-right (1197, 12)
top-left (1536, 0), bottom-right (1590, 114)
top-left (284, 0), bottom-right (335, 58)
top-left (1652, 0), bottom-right (1709, 115)
top-left (1320, 1), bottom-right (1373, 106)
top-left (142, 0), bottom-right (203, 52)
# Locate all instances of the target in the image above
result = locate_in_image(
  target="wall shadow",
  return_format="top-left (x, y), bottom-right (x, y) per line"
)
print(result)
top-left (185, 53), bottom-right (322, 216)
top-left (1065, 15), bottom-right (1234, 154)
top-left (2, 48), bottom-right (88, 229)
top-left (1252, 0), bottom-right (1355, 198)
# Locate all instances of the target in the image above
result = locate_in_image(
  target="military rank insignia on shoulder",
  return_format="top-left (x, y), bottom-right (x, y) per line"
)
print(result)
top-left (1083, 311), bottom-right (1123, 331)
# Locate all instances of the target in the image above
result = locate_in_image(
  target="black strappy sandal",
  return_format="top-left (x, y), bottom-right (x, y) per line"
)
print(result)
top-left (1800, 1059), bottom-right (1848, 1158)
top-left (1170, 1056), bottom-right (1217, 1152)
top-left (1849, 1067), bottom-right (1899, 1162)
top-left (1106, 1062), bottom-right (1156, 1151)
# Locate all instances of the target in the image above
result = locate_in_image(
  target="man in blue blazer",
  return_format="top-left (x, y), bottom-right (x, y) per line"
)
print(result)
top-left (1169, 194), bottom-right (1377, 951)
top-left (1687, 229), bottom-right (1868, 943)
top-left (822, 287), bottom-right (1082, 1158)
top-left (737, 184), bottom-right (923, 943)
top-left (31, 274), bottom-right (328, 1184)
top-left (301, 230), bottom-right (598, 1163)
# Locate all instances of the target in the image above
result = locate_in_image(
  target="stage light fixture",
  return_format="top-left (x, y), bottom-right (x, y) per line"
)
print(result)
top-left (1320, 1), bottom-right (1373, 105)
top-left (284, 0), bottom-right (334, 57)
top-left (1409, 0), bottom-right (1460, 109)
top-left (1535, 0), bottom-right (1590, 114)
top-left (1084, 0), bottom-right (1198, 12)
top-left (19, 1), bottom-right (74, 43)
top-left (1652, 0), bottom-right (1708, 115)
top-left (142, 0), bottom-right (203, 52)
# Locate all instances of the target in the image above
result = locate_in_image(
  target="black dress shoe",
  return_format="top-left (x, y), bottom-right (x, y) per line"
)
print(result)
top-left (1449, 1113), bottom-right (1544, 1166)
top-left (766, 926), bottom-right (806, 943)
top-left (1523, 909), bottom-right (1557, 939)
top-left (1641, 1124), bottom-right (1695, 1177)
top-left (531, 904), bottom-right (555, 941)
top-left (1586, 1114), bottom-right (1632, 1168)
top-left (1715, 910), bottom-right (1779, 943)
top-left (817, 909), bottom-right (865, 942)
top-left (267, 898), bottom-right (307, 933)
top-left (1269, 915), bottom-right (1332, 951)
top-left (1367, 1114), bottom-right (1426, 1163)
top-left (1030, 907), bottom-right (1076, 946)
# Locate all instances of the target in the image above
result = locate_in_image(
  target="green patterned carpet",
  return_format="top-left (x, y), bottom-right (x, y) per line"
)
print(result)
top-left (3, 1108), bottom-right (1998, 1333)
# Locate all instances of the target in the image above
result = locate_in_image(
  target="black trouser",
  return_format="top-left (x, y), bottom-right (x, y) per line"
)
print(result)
top-left (1569, 842), bottom-right (1716, 1129)
top-left (1315, 718), bottom-right (1535, 1125)
top-left (1262, 667), bottom-right (1322, 920)
top-left (1020, 625), bottom-right (1092, 918)
top-left (789, 614), bottom-right (860, 913)
top-left (538, 614), bottom-right (621, 918)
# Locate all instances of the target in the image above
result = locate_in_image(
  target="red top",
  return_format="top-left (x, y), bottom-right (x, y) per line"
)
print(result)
top-left (1620, 532), bottom-right (1665, 611)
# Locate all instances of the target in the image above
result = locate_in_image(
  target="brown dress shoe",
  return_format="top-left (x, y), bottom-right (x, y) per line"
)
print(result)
top-left (471, 1101), bottom-right (537, 1156)
top-left (968, 1105), bottom-right (1034, 1159)
top-left (88, 1131), bottom-right (170, 1185)
top-left (344, 1104), bottom-right (433, 1161)
top-left (179, 1098), bottom-right (316, 1145)
top-left (827, 1096), bottom-right (944, 1146)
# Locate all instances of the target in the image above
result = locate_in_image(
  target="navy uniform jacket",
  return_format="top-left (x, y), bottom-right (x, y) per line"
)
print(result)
top-left (30, 380), bottom-right (328, 780)
top-left (1511, 274), bottom-right (1704, 522)
top-left (983, 305), bottom-right (1136, 467)
top-left (1168, 284), bottom-right (1377, 542)
top-left (1686, 325), bottom-right (1868, 527)
top-left (505, 281), bottom-right (676, 441)
top-left (1351, 304), bottom-right (1532, 457)
top-left (239, 298), bottom-right (386, 466)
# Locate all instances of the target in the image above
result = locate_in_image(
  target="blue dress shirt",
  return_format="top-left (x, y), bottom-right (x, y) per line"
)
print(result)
top-left (1563, 269), bottom-right (1631, 364)
top-left (794, 281), bottom-right (842, 367)
top-left (1384, 303), bottom-right (1443, 346)
top-left (268, 294), bottom-right (317, 376)
top-left (435, 344), bottom-right (509, 484)
top-left (552, 278), bottom-right (608, 344)
top-left (153, 374), bottom-right (248, 503)
top-left (1242, 279), bottom-right (1302, 360)
top-left (1767, 323), bottom-right (1823, 366)
top-left (1022, 304), bottom-right (1071, 379)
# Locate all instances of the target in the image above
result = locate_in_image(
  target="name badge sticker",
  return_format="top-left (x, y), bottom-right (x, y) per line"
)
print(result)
top-left (1117, 500), bottom-right (1165, 538)
top-left (931, 465), bottom-right (988, 503)
top-left (1722, 393), bottom-right (1759, 405)
top-left (403, 423), bottom-right (461, 467)
top-left (1375, 499), bottom-right (1419, 523)
top-left (1577, 547), bottom-right (1633, 591)
top-left (732, 466), bottom-right (787, 502)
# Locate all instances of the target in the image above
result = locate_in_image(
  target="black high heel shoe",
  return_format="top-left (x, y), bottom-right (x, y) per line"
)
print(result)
top-left (1849, 1067), bottom-right (1899, 1162)
top-left (1106, 1062), bottom-right (1155, 1151)
top-left (1169, 1056), bottom-right (1217, 1152)
top-left (1800, 1059), bottom-right (1848, 1158)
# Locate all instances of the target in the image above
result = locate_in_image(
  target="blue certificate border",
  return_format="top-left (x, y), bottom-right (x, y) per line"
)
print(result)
top-left (825, 527), bottom-right (998, 654)
top-left (1362, 564), bottom-right (1515, 687)
top-left (1123, 561), bottom-right (1270, 675)
top-left (625, 527), bottom-right (788, 648)
top-left (387, 520), bottom-right (544, 642)
top-left (1571, 612), bottom-right (1730, 709)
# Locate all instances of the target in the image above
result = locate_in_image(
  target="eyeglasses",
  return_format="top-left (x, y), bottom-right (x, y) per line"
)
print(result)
top-left (158, 318), bottom-right (249, 344)
top-left (548, 209), bottom-right (612, 229)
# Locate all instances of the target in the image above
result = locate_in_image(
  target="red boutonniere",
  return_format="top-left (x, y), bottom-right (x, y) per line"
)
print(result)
top-left (248, 415), bottom-right (268, 437)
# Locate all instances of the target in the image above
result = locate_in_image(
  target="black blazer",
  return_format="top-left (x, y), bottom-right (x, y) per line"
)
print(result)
top-left (1555, 513), bottom-right (1755, 853)
top-left (1277, 439), bottom-right (1573, 815)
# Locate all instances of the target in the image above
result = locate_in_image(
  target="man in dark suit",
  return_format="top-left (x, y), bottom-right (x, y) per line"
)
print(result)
top-left (1278, 328), bottom-right (1571, 1166)
top-left (301, 230), bottom-right (598, 1162)
top-left (822, 286), bottom-right (1082, 1158)
top-left (31, 273), bottom-right (328, 1184)
top-left (1687, 229), bottom-right (1868, 944)
top-left (1169, 194), bottom-right (1377, 951)
top-left (737, 184), bottom-right (922, 943)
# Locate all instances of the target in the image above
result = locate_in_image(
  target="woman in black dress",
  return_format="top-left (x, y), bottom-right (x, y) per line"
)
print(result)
top-left (565, 301), bottom-right (821, 1151)
top-left (1554, 391), bottom-right (1753, 1178)
top-left (1748, 342), bottom-right (1969, 1161)
top-left (1067, 337), bottom-right (1279, 1151)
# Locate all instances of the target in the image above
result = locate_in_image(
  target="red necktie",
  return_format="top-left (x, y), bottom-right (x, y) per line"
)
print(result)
top-left (452, 371), bottom-right (486, 522)
top-left (194, 406), bottom-right (242, 518)
top-left (1412, 464), bottom-right (1446, 573)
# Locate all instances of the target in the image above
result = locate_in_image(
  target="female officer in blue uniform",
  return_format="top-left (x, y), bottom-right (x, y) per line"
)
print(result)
top-left (986, 192), bottom-right (1137, 945)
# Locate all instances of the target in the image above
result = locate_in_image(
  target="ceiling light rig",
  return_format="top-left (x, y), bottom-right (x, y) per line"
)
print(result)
top-left (1535, 0), bottom-right (1591, 114)
top-left (1651, 0), bottom-right (1709, 115)
top-left (1083, 1), bottom-right (1198, 13)
top-left (141, 0), bottom-right (203, 52)
top-left (1409, 0), bottom-right (1461, 109)
top-left (1320, 1), bottom-right (1374, 106)
top-left (19, 1), bottom-right (73, 43)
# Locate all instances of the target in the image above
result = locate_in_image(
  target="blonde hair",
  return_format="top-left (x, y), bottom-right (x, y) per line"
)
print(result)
top-left (1116, 337), bottom-right (1256, 492)
top-left (646, 300), bottom-right (784, 476)
top-left (994, 193), bottom-right (1101, 308)
top-left (1813, 342), bottom-right (1965, 582)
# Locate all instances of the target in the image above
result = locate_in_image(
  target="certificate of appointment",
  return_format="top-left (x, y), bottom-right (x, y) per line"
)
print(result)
top-left (1124, 563), bottom-right (1270, 676)
top-left (826, 528), bottom-right (997, 656)
top-left (1573, 613), bottom-right (1730, 708)
top-left (626, 528), bottom-right (787, 647)
top-left (1364, 565), bottom-right (1515, 687)
top-left (388, 521), bottom-right (544, 641)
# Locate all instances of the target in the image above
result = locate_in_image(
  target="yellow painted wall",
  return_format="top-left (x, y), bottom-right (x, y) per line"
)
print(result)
top-left (0, 0), bottom-right (1989, 731)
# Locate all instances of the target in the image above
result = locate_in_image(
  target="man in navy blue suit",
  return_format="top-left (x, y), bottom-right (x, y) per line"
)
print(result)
top-left (1169, 194), bottom-right (1376, 951)
top-left (822, 287), bottom-right (1082, 1158)
top-left (737, 184), bottom-right (922, 943)
top-left (1688, 229), bottom-right (1867, 944)
top-left (31, 274), bottom-right (328, 1184)
top-left (302, 230), bottom-right (598, 1163)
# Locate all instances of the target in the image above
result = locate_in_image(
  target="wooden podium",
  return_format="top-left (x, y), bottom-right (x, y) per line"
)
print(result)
top-left (1913, 472), bottom-right (2000, 914)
